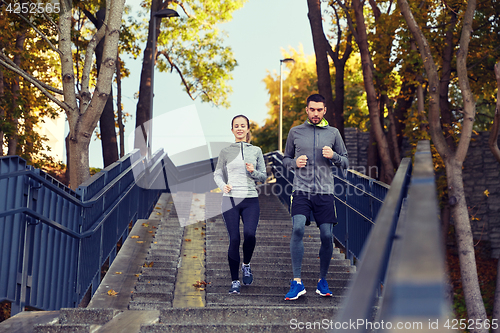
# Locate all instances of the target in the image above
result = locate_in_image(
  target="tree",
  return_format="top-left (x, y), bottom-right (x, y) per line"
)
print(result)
top-left (306, 0), bottom-right (353, 139)
top-left (134, 0), bottom-right (244, 155)
top-left (0, 3), bottom-right (61, 166)
top-left (0, 0), bottom-right (126, 188)
top-left (252, 47), bottom-right (365, 153)
top-left (398, 0), bottom-right (489, 328)
top-left (491, 60), bottom-right (500, 333)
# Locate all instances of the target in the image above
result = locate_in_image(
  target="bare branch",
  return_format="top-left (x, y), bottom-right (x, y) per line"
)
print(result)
top-left (0, 51), bottom-right (65, 96)
top-left (334, 0), bottom-right (359, 43)
top-left (80, 2), bottom-right (110, 107)
top-left (489, 61), bottom-right (500, 164)
top-left (172, 0), bottom-right (192, 18)
top-left (0, 56), bottom-right (69, 111)
top-left (159, 50), bottom-right (196, 100)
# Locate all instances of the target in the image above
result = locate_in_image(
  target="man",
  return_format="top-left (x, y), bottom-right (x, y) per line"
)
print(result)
top-left (283, 93), bottom-right (349, 300)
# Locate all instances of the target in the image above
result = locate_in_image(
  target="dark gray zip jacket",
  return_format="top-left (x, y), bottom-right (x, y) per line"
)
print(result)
top-left (283, 120), bottom-right (348, 194)
top-left (214, 142), bottom-right (267, 198)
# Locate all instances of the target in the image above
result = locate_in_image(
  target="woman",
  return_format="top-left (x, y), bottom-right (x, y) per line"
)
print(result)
top-left (214, 115), bottom-right (267, 294)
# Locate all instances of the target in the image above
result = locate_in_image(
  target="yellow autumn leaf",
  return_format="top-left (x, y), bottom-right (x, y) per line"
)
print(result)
top-left (115, 272), bottom-right (122, 274)
top-left (131, 235), bottom-right (140, 239)
top-left (136, 241), bottom-right (144, 244)
top-left (107, 289), bottom-right (118, 296)
top-left (155, 206), bottom-right (161, 209)
top-left (142, 223), bottom-right (149, 227)
top-left (484, 189), bottom-right (490, 197)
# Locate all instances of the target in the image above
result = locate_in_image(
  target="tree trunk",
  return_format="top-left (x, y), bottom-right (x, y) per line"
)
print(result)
top-left (135, 0), bottom-right (163, 156)
top-left (399, 0), bottom-right (488, 329)
top-left (352, 0), bottom-right (394, 184)
top-left (116, 55), bottom-right (125, 158)
top-left (367, 126), bottom-right (379, 179)
top-left (59, 0), bottom-right (126, 189)
top-left (306, 0), bottom-right (336, 128)
top-left (491, 60), bottom-right (500, 333)
top-left (440, 10), bottom-right (458, 152)
top-left (94, 8), bottom-right (119, 168)
top-left (7, 32), bottom-right (26, 155)
top-left (0, 67), bottom-right (4, 156)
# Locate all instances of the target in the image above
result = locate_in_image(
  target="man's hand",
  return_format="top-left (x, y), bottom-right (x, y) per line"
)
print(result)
top-left (223, 184), bottom-right (233, 193)
top-left (246, 162), bottom-right (254, 173)
top-left (296, 155), bottom-right (308, 168)
top-left (322, 146), bottom-right (335, 159)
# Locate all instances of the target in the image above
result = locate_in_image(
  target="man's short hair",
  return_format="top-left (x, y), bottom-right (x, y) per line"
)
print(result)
top-left (307, 94), bottom-right (326, 106)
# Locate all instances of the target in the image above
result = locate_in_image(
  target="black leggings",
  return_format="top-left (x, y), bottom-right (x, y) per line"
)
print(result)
top-left (222, 197), bottom-right (260, 281)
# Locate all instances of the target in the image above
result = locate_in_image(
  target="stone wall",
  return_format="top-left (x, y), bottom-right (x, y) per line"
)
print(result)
top-left (344, 127), bottom-right (370, 174)
top-left (462, 132), bottom-right (500, 257)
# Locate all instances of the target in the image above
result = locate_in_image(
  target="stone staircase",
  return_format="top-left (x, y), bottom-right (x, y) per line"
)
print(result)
top-left (17, 183), bottom-right (357, 333)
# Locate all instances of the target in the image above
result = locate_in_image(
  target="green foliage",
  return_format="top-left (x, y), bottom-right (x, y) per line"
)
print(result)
top-left (0, 3), bottom-right (62, 167)
top-left (141, 0), bottom-right (246, 108)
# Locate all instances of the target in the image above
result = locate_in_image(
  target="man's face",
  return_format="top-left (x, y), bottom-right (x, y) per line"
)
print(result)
top-left (306, 101), bottom-right (326, 124)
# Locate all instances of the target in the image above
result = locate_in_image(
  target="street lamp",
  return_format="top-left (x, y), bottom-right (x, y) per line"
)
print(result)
top-left (147, 8), bottom-right (179, 158)
top-left (279, 58), bottom-right (295, 152)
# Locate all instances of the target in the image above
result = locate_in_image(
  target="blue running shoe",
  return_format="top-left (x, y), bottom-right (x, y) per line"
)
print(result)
top-left (316, 278), bottom-right (332, 296)
top-left (284, 280), bottom-right (306, 300)
top-left (242, 264), bottom-right (253, 285)
top-left (229, 280), bottom-right (240, 294)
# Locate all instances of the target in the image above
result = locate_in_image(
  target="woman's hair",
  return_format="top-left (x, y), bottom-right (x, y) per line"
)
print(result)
top-left (231, 114), bottom-right (252, 143)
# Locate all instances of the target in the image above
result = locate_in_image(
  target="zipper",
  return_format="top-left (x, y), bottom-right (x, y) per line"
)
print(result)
top-left (313, 126), bottom-right (316, 193)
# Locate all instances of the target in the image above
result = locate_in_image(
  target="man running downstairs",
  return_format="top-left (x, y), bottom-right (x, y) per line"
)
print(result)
top-left (282, 94), bottom-right (349, 300)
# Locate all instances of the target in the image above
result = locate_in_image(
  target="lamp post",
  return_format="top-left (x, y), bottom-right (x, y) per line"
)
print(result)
top-left (279, 58), bottom-right (295, 152)
top-left (147, 8), bottom-right (179, 158)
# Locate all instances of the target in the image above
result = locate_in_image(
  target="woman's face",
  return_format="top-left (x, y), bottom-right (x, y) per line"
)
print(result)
top-left (232, 117), bottom-right (249, 142)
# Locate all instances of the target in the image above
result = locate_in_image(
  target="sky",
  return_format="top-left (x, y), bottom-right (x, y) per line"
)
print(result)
top-left (87, 0), bottom-right (316, 168)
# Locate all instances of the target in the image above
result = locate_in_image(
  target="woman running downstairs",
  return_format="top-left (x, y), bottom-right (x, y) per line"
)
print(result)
top-left (213, 115), bottom-right (267, 294)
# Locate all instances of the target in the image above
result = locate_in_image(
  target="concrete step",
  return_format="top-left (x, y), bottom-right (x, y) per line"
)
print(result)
top-left (206, 277), bottom-right (353, 288)
top-left (206, 267), bottom-right (355, 280)
top-left (206, 293), bottom-right (345, 306)
top-left (206, 285), bottom-right (348, 295)
top-left (206, 253), bottom-right (347, 261)
top-left (158, 306), bottom-right (339, 324)
top-left (140, 323), bottom-right (326, 333)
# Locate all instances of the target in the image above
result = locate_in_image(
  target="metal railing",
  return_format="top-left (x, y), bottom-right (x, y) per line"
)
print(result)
top-left (0, 148), bottom-right (216, 315)
top-left (265, 151), bottom-right (390, 262)
top-left (332, 140), bottom-right (450, 332)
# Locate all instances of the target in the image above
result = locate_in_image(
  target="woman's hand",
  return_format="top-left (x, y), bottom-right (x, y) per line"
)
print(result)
top-left (246, 163), bottom-right (255, 173)
top-left (223, 184), bottom-right (233, 193)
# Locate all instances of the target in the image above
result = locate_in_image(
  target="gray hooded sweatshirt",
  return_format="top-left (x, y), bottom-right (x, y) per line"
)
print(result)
top-left (283, 119), bottom-right (349, 194)
top-left (214, 142), bottom-right (267, 198)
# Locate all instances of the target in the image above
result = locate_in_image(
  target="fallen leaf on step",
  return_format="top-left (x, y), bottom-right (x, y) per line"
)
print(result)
top-left (131, 235), bottom-right (140, 239)
top-left (143, 261), bottom-right (154, 267)
top-left (200, 205), bottom-right (205, 208)
top-left (115, 272), bottom-right (122, 274)
top-left (148, 231), bottom-right (153, 233)
top-left (155, 206), bottom-right (161, 209)
top-left (194, 228), bottom-right (199, 230)
top-left (142, 223), bottom-right (149, 227)
top-left (107, 289), bottom-right (118, 296)
top-left (185, 239), bottom-right (192, 242)
top-left (154, 241), bottom-right (158, 244)
top-left (135, 274), bottom-right (141, 277)
top-left (192, 256), bottom-right (197, 258)
top-left (136, 241), bottom-right (144, 244)
top-left (167, 209), bottom-right (171, 212)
